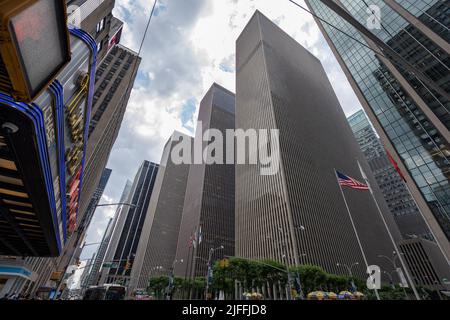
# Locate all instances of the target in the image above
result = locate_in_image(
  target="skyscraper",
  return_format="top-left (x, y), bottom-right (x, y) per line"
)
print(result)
top-left (348, 110), bottom-right (432, 240)
top-left (305, 0), bottom-right (450, 261)
top-left (97, 180), bottom-right (133, 285)
top-left (235, 11), bottom-right (403, 281)
top-left (85, 179), bottom-right (132, 288)
top-left (129, 132), bottom-right (192, 293)
top-left (102, 161), bottom-right (159, 286)
top-left (174, 84), bottom-right (235, 279)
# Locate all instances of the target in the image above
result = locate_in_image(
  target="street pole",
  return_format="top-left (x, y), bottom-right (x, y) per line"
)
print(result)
top-left (358, 161), bottom-right (420, 300)
top-left (204, 246), bottom-right (224, 300)
top-left (378, 253), bottom-right (409, 300)
top-left (337, 262), bottom-right (359, 292)
top-left (334, 169), bottom-right (380, 300)
top-left (167, 260), bottom-right (183, 300)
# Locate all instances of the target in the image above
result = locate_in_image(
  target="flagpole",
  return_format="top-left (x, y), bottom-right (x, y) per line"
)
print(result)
top-left (334, 168), bottom-right (380, 300)
top-left (184, 242), bottom-right (192, 298)
top-left (189, 226), bottom-right (199, 299)
top-left (357, 161), bottom-right (421, 300)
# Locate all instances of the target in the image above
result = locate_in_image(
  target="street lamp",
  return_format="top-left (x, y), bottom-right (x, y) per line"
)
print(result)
top-left (336, 262), bottom-right (359, 292)
top-left (336, 262), bottom-right (359, 277)
top-left (383, 271), bottom-right (396, 290)
top-left (276, 225), bottom-right (306, 300)
top-left (95, 202), bottom-right (138, 208)
top-left (205, 245), bottom-right (224, 300)
top-left (167, 259), bottom-right (183, 300)
top-left (377, 251), bottom-right (409, 299)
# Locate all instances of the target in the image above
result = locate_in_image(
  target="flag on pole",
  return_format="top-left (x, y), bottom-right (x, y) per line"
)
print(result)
top-left (188, 234), bottom-right (194, 248)
top-left (336, 171), bottom-right (369, 190)
top-left (198, 226), bottom-right (202, 245)
top-left (192, 226), bottom-right (198, 249)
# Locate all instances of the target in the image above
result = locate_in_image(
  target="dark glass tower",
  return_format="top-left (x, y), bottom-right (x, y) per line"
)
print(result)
top-left (174, 83), bottom-right (235, 279)
top-left (348, 110), bottom-right (432, 240)
top-left (104, 161), bottom-right (159, 286)
top-left (306, 0), bottom-right (450, 261)
top-left (235, 11), bottom-right (402, 280)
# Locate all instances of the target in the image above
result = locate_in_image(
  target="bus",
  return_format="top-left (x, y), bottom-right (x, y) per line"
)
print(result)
top-left (83, 284), bottom-right (126, 300)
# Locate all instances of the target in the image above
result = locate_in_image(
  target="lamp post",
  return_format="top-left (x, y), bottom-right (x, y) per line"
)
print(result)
top-left (336, 262), bottom-right (359, 292)
top-left (205, 246), bottom-right (224, 300)
top-left (383, 271), bottom-right (396, 290)
top-left (166, 259), bottom-right (183, 300)
top-left (275, 225), bottom-right (306, 300)
top-left (378, 251), bottom-right (409, 299)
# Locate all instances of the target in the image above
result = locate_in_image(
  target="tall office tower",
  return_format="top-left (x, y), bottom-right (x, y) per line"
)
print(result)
top-left (85, 179), bottom-right (131, 287)
top-left (97, 180), bottom-right (132, 285)
top-left (129, 132), bottom-right (192, 293)
top-left (173, 84), bottom-right (235, 279)
top-left (235, 11), bottom-right (403, 280)
top-left (305, 0), bottom-right (450, 261)
top-left (348, 110), bottom-right (432, 239)
top-left (80, 45), bottom-right (140, 230)
top-left (101, 161), bottom-right (159, 286)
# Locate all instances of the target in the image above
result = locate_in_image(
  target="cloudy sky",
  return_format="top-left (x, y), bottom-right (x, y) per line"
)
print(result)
top-left (78, 0), bottom-right (363, 265)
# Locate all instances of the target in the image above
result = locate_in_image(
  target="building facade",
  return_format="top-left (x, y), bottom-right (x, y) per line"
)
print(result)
top-left (348, 110), bottom-right (432, 240)
top-left (97, 180), bottom-right (133, 285)
top-left (129, 132), bottom-right (192, 292)
top-left (67, 0), bottom-right (116, 64)
top-left (235, 11), bottom-right (403, 282)
top-left (305, 0), bottom-right (450, 261)
top-left (102, 161), bottom-right (159, 286)
top-left (174, 84), bottom-right (235, 279)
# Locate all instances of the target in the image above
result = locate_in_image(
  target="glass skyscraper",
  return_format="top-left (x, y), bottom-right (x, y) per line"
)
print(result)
top-left (306, 0), bottom-right (450, 261)
top-left (348, 110), bottom-right (432, 240)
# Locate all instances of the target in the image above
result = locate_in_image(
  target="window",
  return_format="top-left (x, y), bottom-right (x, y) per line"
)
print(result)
top-left (97, 41), bottom-right (103, 53)
top-left (96, 18), bottom-right (106, 33)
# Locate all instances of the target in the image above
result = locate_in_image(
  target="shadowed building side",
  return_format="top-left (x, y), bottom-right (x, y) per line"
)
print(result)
top-left (174, 83), bottom-right (235, 279)
top-left (129, 132), bottom-right (192, 292)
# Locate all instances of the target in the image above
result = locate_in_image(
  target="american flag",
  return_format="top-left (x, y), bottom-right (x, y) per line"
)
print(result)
top-left (337, 171), bottom-right (369, 190)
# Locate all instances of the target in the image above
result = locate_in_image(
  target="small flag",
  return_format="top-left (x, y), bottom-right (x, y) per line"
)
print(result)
top-left (192, 226), bottom-right (198, 249)
top-left (336, 171), bottom-right (369, 190)
top-left (188, 234), bottom-right (193, 248)
top-left (198, 226), bottom-right (202, 245)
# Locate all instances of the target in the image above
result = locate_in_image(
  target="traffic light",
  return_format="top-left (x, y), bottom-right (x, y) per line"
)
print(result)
top-left (0, 0), bottom-right (71, 102)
